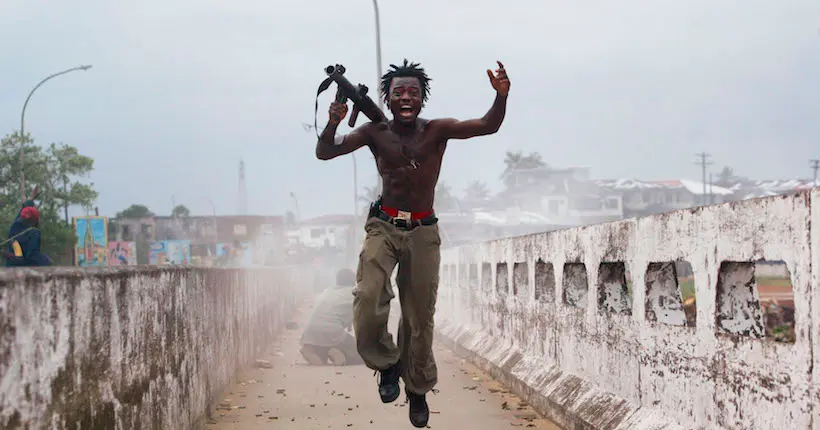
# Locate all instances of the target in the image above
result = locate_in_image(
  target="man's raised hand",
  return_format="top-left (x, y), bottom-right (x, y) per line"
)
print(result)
top-left (329, 102), bottom-right (348, 125)
top-left (487, 61), bottom-right (510, 96)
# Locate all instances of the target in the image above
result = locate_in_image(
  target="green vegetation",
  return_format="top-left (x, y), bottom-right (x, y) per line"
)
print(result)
top-left (0, 132), bottom-right (97, 265)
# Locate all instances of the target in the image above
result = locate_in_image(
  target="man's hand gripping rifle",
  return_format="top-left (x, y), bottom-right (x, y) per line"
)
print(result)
top-left (314, 64), bottom-right (388, 138)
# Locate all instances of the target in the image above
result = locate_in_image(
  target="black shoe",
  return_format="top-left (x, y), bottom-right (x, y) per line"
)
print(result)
top-left (375, 362), bottom-right (401, 403)
top-left (406, 389), bottom-right (429, 428)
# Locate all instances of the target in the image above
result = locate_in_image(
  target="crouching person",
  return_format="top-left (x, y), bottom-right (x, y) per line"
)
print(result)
top-left (4, 186), bottom-right (52, 267)
top-left (299, 268), bottom-right (363, 366)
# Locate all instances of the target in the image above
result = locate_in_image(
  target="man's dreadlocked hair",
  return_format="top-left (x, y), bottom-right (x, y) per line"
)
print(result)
top-left (380, 59), bottom-right (432, 105)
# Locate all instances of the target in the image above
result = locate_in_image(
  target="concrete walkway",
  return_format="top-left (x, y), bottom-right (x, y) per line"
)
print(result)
top-left (207, 300), bottom-right (558, 429)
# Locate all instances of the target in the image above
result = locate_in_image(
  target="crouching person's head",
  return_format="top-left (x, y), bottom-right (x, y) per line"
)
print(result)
top-left (336, 268), bottom-right (355, 288)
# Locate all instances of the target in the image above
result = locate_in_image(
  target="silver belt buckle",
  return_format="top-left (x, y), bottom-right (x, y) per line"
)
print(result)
top-left (396, 210), bottom-right (412, 221)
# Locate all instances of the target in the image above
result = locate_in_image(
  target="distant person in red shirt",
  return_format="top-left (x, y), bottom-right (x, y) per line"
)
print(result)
top-left (4, 186), bottom-right (52, 267)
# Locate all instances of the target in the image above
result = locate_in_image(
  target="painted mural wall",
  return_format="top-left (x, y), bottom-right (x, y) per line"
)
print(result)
top-left (149, 240), bottom-right (191, 265)
top-left (73, 216), bottom-right (108, 267)
top-left (108, 241), bottom-right (137, 265)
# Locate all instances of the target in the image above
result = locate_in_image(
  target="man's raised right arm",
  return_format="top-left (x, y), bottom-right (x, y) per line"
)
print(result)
top-left (315, 102), bottom-right (371, 160)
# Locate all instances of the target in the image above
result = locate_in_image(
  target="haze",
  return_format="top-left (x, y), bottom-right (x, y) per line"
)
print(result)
top-left (1, 0), bottom-right (817, 219)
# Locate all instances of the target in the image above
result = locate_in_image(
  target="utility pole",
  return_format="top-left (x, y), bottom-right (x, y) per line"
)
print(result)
top-left (811, 159), bottom-right (819, 187)
top-left (694, 153), bottom-right (712, 206)
top-left (63, 177), bottom-right (69, 224)
top-left (709, 173), bottom-right (714, 204)
top-left (237, 159), bottom-right (248, 215)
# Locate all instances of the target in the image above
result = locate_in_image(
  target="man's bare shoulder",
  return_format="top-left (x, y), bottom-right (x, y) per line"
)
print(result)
top-left (347, 121), bottom-right (383, 148)
top-left (425, 118), bottom-right (457, 128)
top-left (423, 118), bottom-right (457, 142)
top-left (353, 121), bottom-right (379, 134)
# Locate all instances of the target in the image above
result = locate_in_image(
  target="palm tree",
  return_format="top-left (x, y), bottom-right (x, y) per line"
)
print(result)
top-left (501, 151), bottom-right (546, 188)
top-left (464, 180), bottom-right (490, 201)
top-left (716, 166), bottom-right (737, 187)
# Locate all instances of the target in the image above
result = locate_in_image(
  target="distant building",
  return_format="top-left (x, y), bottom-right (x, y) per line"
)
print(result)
top-left (595, 179), bottom-right (733, 218)
top-left (726, 179), bottom-right (814, 200)
top-left (495, 166), bottom-right (624, 225)
top-left (286, 215), bottom-right (356, 250)
top-left (109, 214), bottom-right (285, 265)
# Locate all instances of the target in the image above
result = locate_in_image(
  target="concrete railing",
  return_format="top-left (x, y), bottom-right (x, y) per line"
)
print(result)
top-left (436, 188), bottom-right (819, 429)
top-left (0, 266), bottom-right (311, 429)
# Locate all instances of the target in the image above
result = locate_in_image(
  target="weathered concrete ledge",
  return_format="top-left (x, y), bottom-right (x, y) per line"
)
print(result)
top-left (436, 320), bottom-right (685, 430)
top-left (0, 266), bottom-right (309, 429)
top-left (437, 189), bottom-right (819, 429)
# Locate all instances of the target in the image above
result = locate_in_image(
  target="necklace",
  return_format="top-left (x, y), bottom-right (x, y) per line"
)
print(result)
top-left (390, 121), bottom-right (420, 169)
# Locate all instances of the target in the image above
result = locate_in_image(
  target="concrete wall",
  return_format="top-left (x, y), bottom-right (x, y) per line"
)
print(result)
top-left (0, 266), bottom-right (309, 429)
top-left (436, 189), bottom-right (819, 430)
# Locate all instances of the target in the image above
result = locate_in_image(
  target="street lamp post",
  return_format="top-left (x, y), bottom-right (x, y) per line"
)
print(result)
top-left (371, 0), bottom-right (384, 196)
top-left (352, 152), bottom-right (359, 216)
top-left (302, 123), bottom-right (359, 217)
top-left (289, 192), bottom-right (301, 222)
top-left (19, 64), bottom-right (93, 201)
top-left (372, 0), bottom-right (384, 114)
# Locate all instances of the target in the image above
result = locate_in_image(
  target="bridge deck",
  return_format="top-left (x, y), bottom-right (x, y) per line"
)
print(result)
top-left (207, 301), bottom-right (558, 429)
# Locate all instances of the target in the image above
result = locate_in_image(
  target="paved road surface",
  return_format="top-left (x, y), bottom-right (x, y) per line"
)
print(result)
top-left (207, 300), bottom-right (559, 429)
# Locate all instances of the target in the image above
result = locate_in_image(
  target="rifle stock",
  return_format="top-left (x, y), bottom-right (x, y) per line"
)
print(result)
top-left (324, 64), bottom-right (388, 127)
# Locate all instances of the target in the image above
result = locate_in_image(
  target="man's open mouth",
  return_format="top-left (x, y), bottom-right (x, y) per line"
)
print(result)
top-left (399, 105), bottom-right (414, 116)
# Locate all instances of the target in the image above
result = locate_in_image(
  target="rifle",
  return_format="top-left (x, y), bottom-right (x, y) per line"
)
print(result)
top-left (313, 64), bottom-right (388, 138)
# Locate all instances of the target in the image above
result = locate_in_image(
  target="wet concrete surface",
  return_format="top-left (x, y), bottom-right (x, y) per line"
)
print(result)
top-left (207, 300), bottom-right (559, 429)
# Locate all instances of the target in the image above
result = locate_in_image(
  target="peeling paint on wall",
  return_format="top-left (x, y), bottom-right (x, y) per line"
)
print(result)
top-left (0, 267), bottom-right (306, 429)
top-left (598, 262), bottom-right (631, 315)
top-left (645, 262), bottom-right (687, 326)
top-left (562, 263), bottom-right (588, 309)
top-left (437, 190), bottom-right (817, 429)
top-left (534, 260), bottom-right (555, 304)
top-left (716, 262), bottom-right (764, 338)
top-left (513, 262), bottom-right (527, 297)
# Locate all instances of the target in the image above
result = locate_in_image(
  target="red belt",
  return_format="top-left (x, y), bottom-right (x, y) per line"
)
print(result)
top-left (380, 205), bottom-right (434, 220)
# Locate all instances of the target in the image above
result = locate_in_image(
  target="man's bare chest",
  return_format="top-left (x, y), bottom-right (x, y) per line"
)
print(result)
top-left (370, 122), bottom-right (443, 168)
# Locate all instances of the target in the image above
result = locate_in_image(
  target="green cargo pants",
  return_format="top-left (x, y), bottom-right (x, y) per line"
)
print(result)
top-left (353, 216), bottom-right (441, 395)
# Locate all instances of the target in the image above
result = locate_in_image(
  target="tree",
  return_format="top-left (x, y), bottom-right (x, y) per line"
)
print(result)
top-left (716, 166), bottom-right (739, 187)
top-left (116, 204), bottom-right (154, 219)
top-left (464, 180), bottom-right (491, 201)
top-left (0, 131), bottom-right (98, 265)
top-left (171, 204), bottom-right (190, 218)
top-left (43, 142), bottom-right (97, 223)
top-left (500, 150), bottom-right (546, 188)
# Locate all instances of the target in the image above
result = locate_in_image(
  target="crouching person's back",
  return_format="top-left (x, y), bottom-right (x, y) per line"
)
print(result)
top-left (299, 268), bottom-right (362, 366)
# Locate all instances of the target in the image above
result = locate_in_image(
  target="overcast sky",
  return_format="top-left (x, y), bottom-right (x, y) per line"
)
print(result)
top-left (1, 1), bottom-right (818, 219)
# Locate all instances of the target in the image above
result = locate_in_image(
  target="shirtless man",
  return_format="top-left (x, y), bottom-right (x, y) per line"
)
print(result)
top-left (315, 59), bottom-right (510, 428)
